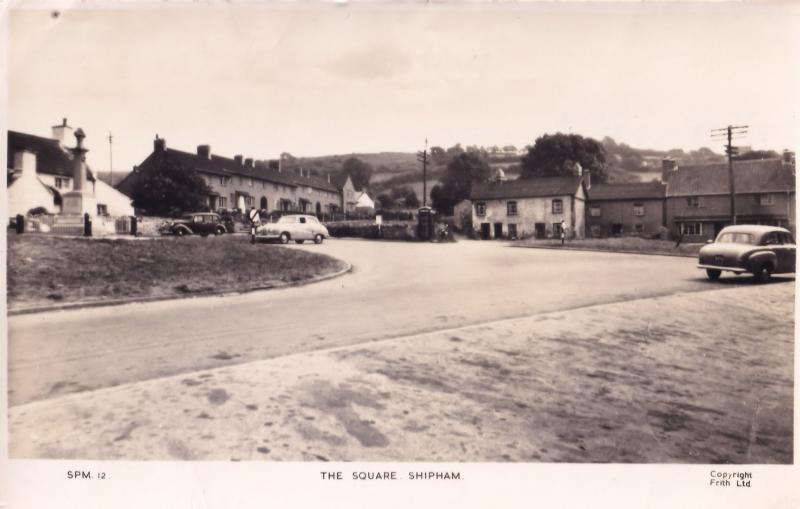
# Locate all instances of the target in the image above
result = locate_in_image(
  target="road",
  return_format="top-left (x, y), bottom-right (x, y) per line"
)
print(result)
top-left (7, 239), bottom-right (755, 407)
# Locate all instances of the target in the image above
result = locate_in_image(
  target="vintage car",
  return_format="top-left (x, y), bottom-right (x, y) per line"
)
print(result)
top-left (697, 225), bottom-right (796, 282)
top-left (255, 214), bottom-right (329, 244)
top-left (159, 212), bottom-right (229, 237)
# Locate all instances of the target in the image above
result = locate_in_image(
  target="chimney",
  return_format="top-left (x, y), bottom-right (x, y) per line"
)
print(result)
top-left (583, 168), bottom-right (591, 190)
top-left (327, 173), bottom-right (331, 183)
top-left (154, 134), bottom-right (166, 152)
top-left (782, 150), bottom-right (795, 168)
top-left (572, 161), bottom-right (583, 177)
top-left (234, 154), bottom-right (243, 166)
top-left (661, 158), bottom-right (678, 182)
top-left (197, 144), bottom-right (211, 159)
top-left (245, 158), bottom-right (253, 169)
top-left (51, 117), bottom-right (73, 147)
top-left (13, 150), bottom-right (37, 177)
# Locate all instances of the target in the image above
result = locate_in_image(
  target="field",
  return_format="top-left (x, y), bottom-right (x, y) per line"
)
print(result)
top-left (7, 234), bottom-right (347, 309)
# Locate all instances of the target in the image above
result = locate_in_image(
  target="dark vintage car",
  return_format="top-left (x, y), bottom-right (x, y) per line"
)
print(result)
top-left (159, 213), bottom-right (230, 237)
top-left (698, 225), bottom-right (796, 282)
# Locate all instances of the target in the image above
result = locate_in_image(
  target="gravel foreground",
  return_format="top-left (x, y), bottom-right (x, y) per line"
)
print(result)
top-left (9, 282), bottom-right (793, 463)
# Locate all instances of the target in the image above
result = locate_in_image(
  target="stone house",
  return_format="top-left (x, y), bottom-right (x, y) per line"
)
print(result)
top-left (7, 121), bottom-right (134, 218)
top-left (469, 173), bottom-right (588, 240)
top-left (334, 174), bottom-right (358, 213)
top-left (120, 136), bottom-right (343, 217)
top-left (586, 182), bottom-right (666, 237)
top-left (663, 155), bottom-right (795, 242)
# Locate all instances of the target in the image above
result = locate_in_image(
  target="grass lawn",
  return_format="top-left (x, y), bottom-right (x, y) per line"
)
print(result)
top-left (7, 234), bottom-right (348, 309)
top-left (514, 236), bottom-right (702, 256)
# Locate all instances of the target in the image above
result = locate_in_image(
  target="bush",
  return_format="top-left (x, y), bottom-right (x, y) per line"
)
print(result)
top-left (327, 223), bottom-right (417, 241)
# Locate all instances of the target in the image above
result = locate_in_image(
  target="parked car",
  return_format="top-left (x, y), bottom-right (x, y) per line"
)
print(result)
top-left (255, 214), bottom-right (329, 244)
top-left (697, 225), bottom-right (796, 282)
top-left (159, 213), bottom-right (229, 237)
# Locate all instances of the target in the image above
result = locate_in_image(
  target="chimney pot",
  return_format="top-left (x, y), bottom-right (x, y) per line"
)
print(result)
top-left (197, 144), bottom-right (211, 159)
top-left (234, 155), bottom-right (243, 166)
top-left (245, 158), bottom-right (253, 169)
top-left (661, 158), bottom-right (678, 182)
top-left (154, 135), bottom-right (166, 153)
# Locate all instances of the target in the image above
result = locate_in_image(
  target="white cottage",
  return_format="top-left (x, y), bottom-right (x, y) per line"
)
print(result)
top-left (7, 120), bottom-right (134, 218)
top-left (469, 173), bottom-right (589, 240)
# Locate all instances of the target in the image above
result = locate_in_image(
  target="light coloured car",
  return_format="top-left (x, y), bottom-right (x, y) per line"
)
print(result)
top-left (255, 214), bottom-right (329, 244)
top-left (697, 225), bottom-right (796, 282)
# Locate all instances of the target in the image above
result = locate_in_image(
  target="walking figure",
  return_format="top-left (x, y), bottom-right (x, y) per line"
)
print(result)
top-left (560, 219), bottom-right (566, 245)
top-left (248, 205), bottom-right (261, 244)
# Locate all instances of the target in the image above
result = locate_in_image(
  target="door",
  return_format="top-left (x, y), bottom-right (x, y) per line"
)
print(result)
top-left (480, 223), bottom-right (491, 240)
top-left (493, 223), bottom-right (503, 239)
top-left (535, 223), bottom-right (546, 239)
top-left (260, 197), bottom-right (268, 211)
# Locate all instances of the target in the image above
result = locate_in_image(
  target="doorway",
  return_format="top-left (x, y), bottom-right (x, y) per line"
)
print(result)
top-left (480, 223), bottom-right (491, 240)
top-left (493, 223), bottom-right (503, 239)
top-left (535, 223), bottom-right (546, 239)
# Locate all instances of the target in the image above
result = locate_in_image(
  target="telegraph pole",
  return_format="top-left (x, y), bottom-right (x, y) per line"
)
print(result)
top-left (711, 125), bottom-right (748, 225)
top-left (108, 131), bottom-right (114, 187)
top-left (417, 138), bottom-right (428, 207)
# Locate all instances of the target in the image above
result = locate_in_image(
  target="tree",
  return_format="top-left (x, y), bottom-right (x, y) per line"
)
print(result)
top-left (430, 146), bottom-right (447, 166)
top-left (389, 186), bottom-right (420, 209)
top-left (375, 193), bottom-right (393, 210)
top-left (430, 152), bottom-right (491, 214)
top-left (341, 157), bottom-right (374, 190)
top-left (132, 160), bottom-right (212, 216)
top-left (520, 133), bottom-right (609, 183)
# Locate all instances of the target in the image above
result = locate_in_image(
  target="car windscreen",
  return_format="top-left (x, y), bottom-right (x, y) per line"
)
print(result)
top-left (716, 232), bottom-right (754, 244)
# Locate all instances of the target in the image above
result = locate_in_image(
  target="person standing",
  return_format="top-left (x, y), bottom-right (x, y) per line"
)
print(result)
top-left (560, 219), bottom-right (566, 246)
top-left (248, 205), bottom-right (261, 244)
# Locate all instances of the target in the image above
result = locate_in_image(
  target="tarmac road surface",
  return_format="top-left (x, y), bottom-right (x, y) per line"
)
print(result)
top-left (6, 238), bottom-right (772, 407)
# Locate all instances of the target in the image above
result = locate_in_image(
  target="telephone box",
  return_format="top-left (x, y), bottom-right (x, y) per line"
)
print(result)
top-left (417, 207), bottom-right (435, 241)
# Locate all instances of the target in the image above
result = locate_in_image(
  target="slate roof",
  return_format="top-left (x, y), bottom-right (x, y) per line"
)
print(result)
top-left (666, 159), bottom-right (794, 197)
top-left (470, 176), bottom-right (583, 200)
top-left (7, 130), bottom-right (96, 182)
top-left (588, 182), bottom-right (665, 201)
top-left (154, 148), bottom-right (296, 186)
top-left (291, 171), bottom-right (340, 193)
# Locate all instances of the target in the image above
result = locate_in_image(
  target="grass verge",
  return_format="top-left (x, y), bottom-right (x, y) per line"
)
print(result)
top-left (7, 235), bottom-right (348, 309)
top-left (514, 237), bottom-right (702, 256)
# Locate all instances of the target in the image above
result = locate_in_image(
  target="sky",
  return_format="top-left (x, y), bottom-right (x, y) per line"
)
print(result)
top-left (6, 2), bottom-right (800, 175)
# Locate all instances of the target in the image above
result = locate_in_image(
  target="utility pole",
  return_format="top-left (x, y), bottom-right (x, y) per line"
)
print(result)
top-left (108, 131), bottom-right (114, 187)
top-left (417, 138), bottom-right (428, 207)
top-left (711, 124), bottom-right (748, 225)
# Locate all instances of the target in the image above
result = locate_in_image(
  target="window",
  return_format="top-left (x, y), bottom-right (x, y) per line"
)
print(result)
top-left (97, 204), bottom-right (108, 216)
top-left (552, 199), bottom-right (563, 214)
top-left (219, 196), bottom-right (227, 208)
top-left (475, 202), bottom-right (486, 216)
top-left (590, 224), bottom-right (602, 237)
top-left (55, 177), bottom-right (68, 189)
top-left (634, 223), bottom-right (644, 233)
top-left (507, 201), bottom-right (518, 216)
top-left (759, 194), bottom-right (775, 206)
top-left (220, 176), bottom-right (227, 187)
top-left (687, 196), bottom-right (700, 208)
top-left (633, 203), bottom-right (645, 216)
top-left (681, 222), bottom-right (703, 235)
top-left (299, 217), bottom-right (307, 224)
top-left (590, 206), bottom-right (601, 217)
top-left (508, 223), bottom-right (518, 239)
top-left (553, 222), bottom-right (563, 236)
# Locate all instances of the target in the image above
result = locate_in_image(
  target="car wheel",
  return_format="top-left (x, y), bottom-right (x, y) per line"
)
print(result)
top-left (753, 263), bottom-right (772, 283)
top-left (314, 234), bottom-right (324, 244)
top-left (214, 227), bottom-right (224, 236)
top-left (295, 240), bottom-right (305, 244)
top-left (279, 233), bottom-right (290, 244)
top-left (705, 268), bottom-right (721, 281)
top-left (175, 228), bottom-right (186, 237)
